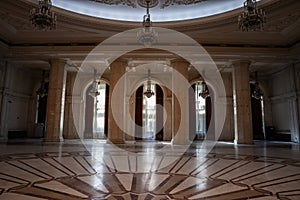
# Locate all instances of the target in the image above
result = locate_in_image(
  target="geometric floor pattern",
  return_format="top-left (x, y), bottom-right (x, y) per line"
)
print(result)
top-left (0, 141), bottom-right (300, 199)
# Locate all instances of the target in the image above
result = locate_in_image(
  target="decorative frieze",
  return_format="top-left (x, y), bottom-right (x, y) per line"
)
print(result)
top-left (90, 0), bottom-right (137, 8)
top-left (161, 0), bottom-right (207, 8)
top-left (90, 0), bottom-right (206, 8)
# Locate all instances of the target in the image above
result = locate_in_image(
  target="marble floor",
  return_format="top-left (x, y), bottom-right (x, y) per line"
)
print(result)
top-left (0, 139), bottom-right (299, 200)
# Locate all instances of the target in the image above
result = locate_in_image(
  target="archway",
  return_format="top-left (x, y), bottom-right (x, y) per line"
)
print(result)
top-left (135, 83), bottom-right (164, 141)
top-left (73, 27), bottom-right (227, 146)
top-left (35, 82), bottom-right (49, 138)
top-left (250, 83), bottom-right (265, 140)
top-left (84, 81), bottom-right (110, 139)
top-left (190, 82), bottom-right (212, 140)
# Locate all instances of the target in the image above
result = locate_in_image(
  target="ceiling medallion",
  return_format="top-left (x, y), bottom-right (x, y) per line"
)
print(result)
top-left (90, 0), bottom-right (137, 8)
top-left (137, 0), bottom-right (158, 8)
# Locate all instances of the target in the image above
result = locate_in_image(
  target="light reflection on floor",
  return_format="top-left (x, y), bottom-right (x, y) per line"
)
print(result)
top-left (0, 139), bottom-right (299, 199)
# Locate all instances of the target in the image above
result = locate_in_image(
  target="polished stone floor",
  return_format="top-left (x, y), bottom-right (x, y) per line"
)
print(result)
top-left (0, 139), bottom-right (299, 199)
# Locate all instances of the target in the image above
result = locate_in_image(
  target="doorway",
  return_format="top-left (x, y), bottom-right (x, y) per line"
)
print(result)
top-left (192, 82), bottom-right (211, 140)
top-left (84, 81), bottom-right (109, 139)
top-left (135, 84), bottom-right (164, 141)
top-left (250, 83), bottom-right (264, 140)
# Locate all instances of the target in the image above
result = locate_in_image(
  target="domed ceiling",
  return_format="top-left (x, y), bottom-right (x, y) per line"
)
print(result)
top-left (52, 0), bottom-right (256, 22)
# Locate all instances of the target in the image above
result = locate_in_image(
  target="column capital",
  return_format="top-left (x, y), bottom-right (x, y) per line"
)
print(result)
top-left (170, 58), bottom-right (189, 65)
top-left (110, 58), bottom-right (128, 66)
top-left (49, 58), bottom-right (67, 65)
top-left (109, 58), bottom-right (128, 73)
top-left (171, 59), bottom-right (189, 77)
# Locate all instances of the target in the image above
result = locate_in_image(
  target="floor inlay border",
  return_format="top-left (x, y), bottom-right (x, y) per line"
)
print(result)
top-left (0, 150), bottom-right (299, 199)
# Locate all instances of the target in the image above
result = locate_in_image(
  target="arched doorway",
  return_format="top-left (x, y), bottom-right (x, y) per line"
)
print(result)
top-left (84, 81), bottom-right (109, 139)
top-left (135, 83), bottom-right (164, 141)
top-left (250, 83), bottom-right (264, 140)
top-left (191, 82), bottom-right (211, 140)
top-left (35, 82), bottom-right (49, 138)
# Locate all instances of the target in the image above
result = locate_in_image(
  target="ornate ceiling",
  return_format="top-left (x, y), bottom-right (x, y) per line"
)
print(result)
top-left (90, 0), bottom-right (206, 8)
top-left (0, 0), bottom-right (299, 75)
top-left (52, 0), bottom-right (248, 22)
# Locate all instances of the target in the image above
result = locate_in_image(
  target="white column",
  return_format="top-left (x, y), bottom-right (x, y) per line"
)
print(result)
top-left (232, 60), bottom-right (253, 144)
top-left (63, 71), bottom-right (79, 139)
top-left (219, 72), bottom-right (234, 141)
top-left (0, 61), bottom-right (9, 139)
top-left (107, 59), bottom-right (126, 144)
top-left (289, 64), bottom-right (300, 143)
top-left (163, 86), bottom-right (172, 141)
top-left (44, 59), bottom-right (67, 142)
top-left (171, 59), bottom-right (190, 145)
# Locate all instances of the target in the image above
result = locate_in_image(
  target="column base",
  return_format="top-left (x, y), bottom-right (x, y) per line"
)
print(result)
top-left (106, 139), bottom-right (125, 144)
top-left (44, 137), bottom-right (64, 143)
top-left (171, 138), bottom-right (192, 145)
top-left (234, 139), bottom-right (253, 145)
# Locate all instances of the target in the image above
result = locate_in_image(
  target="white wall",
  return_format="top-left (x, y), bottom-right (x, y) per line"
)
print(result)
top-left (268, 64), bottom-right (300, 142)
top-left (0, 62), bottom-right (41, 139)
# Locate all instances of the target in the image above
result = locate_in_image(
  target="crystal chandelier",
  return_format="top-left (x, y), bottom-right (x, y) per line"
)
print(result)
top-left (252, 72), bottom-right (263, 100)
top-left (144, 69), bottom-right (154, 98)
top-left (36, 70), bottom-right (48, 98)
top-left (89, 69), bottom-right (100, 97)
top-left (137, 0), bottom-right (158, 47)
top-left (252, 82), bottom-right (263, 100)
top-left (30, 0), bottom-right (57, 30)
top-left (238, 0), bottom-right (266, 31)
top-left (199, 81), bottom-right (209, 99)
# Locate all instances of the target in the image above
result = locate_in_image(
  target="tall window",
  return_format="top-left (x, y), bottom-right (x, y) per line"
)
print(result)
top-left (195, 82), bottom-right (206, 137)
top-left (143, 83), bottom-right (156, 139)
top-left (93, 82), bottom-right (106, 138)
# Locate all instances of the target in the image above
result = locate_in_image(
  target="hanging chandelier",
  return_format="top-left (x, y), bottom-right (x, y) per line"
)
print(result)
top-left (137, 0), bottom-right (158, 47)
top-left (144, 69), bottom-right (155, 98)
top-left (30, 0), bottom-right (57, 30)
top-left (36, 70), bottom-right (48, 98)
top-left (238, 0), bottom-right (266, 31)
top-left (89, 69), bottom-right (100, 97)
top-left (252, 72), bottom-right (263, 100)
top-left (199, 81), bottom-right (209, 99)
top-left (252, 82), bottom-right (263, 100)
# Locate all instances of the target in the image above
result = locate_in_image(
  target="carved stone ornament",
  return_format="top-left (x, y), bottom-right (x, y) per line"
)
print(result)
top-left (90, 0), bottom-right (206, 8)
top-left (138, 0), bottom-right (159, 8)
top-left (90, 0), bottom-right (137, 8)
top-left (160, 0), bottom-right (207, 8)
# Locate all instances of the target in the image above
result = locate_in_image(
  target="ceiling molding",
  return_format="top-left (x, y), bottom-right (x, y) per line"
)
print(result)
top-left (0, 0), bottom-right (299, 74)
